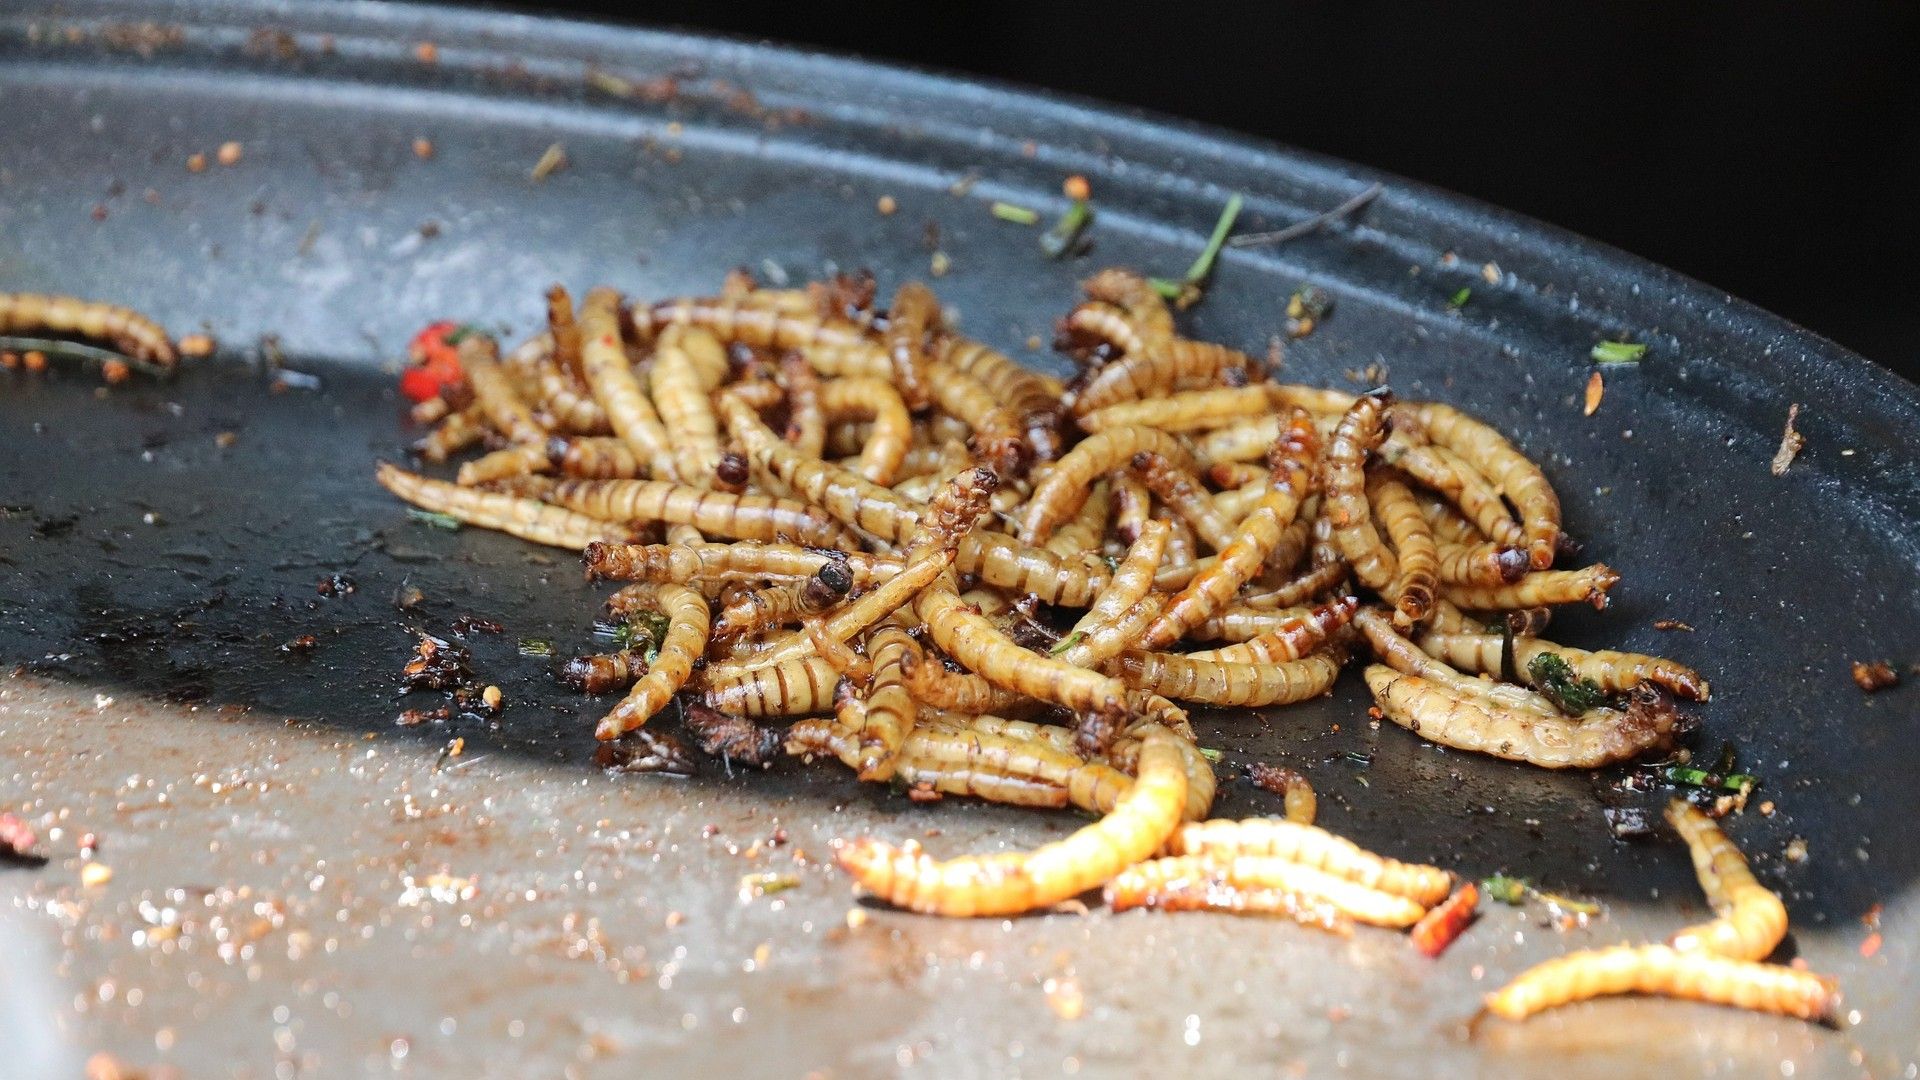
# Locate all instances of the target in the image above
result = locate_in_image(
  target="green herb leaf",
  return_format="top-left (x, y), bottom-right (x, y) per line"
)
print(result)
top-left (738, 872), bottom-right (799, 897)
top-left (1660, 765), bottom-right (1760, 793)
top-left (1196, 746), bottom-right (1223, 763)
top-left (990, 201), bottom-right (1040, 226)
top-left (1483, 873), bottom-right (1530, 905)
top-left (1448, 287), bottom-right (1472, 309)
top-left (1180, 194), bottom-right (1244, 287)
top-left (1591, 340), bottom-right (1648, 364)
top-left (1041, 200), bottom-right (1092, 259)
top-left (1047, 630), bottom-right (1088, 657)
top-left (406, 508), bottom-right (462, 530)
top-left (517, 638), bottom-right (553, 658)
top-left (1526, 652), bottom-right (1611, 715)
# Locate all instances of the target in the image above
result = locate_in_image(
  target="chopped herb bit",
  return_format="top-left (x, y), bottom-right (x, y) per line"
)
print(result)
top-left (406, 508), bottom-right (461, 530)
top-left (1661, 764), bottom-right (1759, 793)
top-left (1341, 749), bottom-right (1373, 767)
top-left (529, 142), bottom-right (567, 182)
top-left (1150, 194), bottom-right (1244, 309)
top-left (1047, 630), bottom-right (1087, 657)
top-left (1526, 652), bottom-right (1610, 715)
top-left (1448, 287), bottom-right (1472, 309)
top-left (1483, 874), bottom-right (1529, 905)
top-left (517, 638), bottom-right (553, 658)
top-left (990, 201), bottom-right (1040, 226)
top-left (1532, 889), bottom-right (1601, 916)
top-left (1196, 746), bottom-right (1223, 763)
top-left (739, 872), bottom-right (800, 897)
top-left (1591, 340), bottom-right (1648, 364)
top-left (1041, 199), bottom-right (1092, 259)
top-left (1287, 286), bottom-right (1334, 323)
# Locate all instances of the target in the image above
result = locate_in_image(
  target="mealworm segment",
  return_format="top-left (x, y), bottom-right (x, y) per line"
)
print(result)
top-left (375, 270), bottom-right (1728, 975)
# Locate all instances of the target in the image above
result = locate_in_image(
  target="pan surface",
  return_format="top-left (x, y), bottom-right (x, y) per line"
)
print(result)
top-left (1, 2), bottom-right (1916, 1076)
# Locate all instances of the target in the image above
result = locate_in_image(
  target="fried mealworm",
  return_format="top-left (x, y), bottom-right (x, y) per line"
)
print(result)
top-left (834, 727), bottom-right (1187, 916)
top-left (1100, 722), bottom-right (1216, 823)
top-left (1415, 632), bottom-right (1710, 701)
top-left (1020, 426), bottom-right (1202, 544)
top-left (1368, 471), bottom-right (1440, 629)
top-left (648, 293), bottom-right (890, 379)
top-left (1382, 441), bottom-right (1525, 549)
top-left (1140, 408), bottom-right (1319, 648)
top-left (456, 442), bottom-right (552, 486)
top-left (1321, 390), bottom-right (1395, 590)
top-left (546, 284), bottom-right (586, 381)
top-left (701, 655), bottom-right (841, 717)
top-left (938, 335), bottom-right (1065, 462)
top-left (0, 292), bottom-right (177, 367)
top-left (1166, 818), bottom-right (1453, 905)
top-left (1079, 384), bottom-right (1290, 435)
top-left (594, 584), bottom-right (709, 739)
top-left (1480, 945), bottom-right (1839, 1025)
top-left (1411, 402), bottom-right (1560, 568)
top-left (512, 477), bottom-right (856, 548)
top-left (896, 636), bottom-right (1037, 717)
top-left (585, 540), bottom-right (892, 589)
top-left (1062, 299), bottom-right (1144, 356)
top-left (1083, 267), bottom-right (1175, 350)
top-left (709, 562), bottom-right (854, 640)
top-left (651, 325), bottom-right (727, 484)
top-left (547, 435), bottom-right (644, 479)
top-left (818, 377), bottom-right (912, 485)
top-left (1433, 541), bottom-right (1532, 587)
top-left (1055, 520), bottom-right (1171, 668)
top-left (846, 624), bottom-right (921, 780)
top-left (1439, 564), bottom-right (1620, 611)
top-left (1184, 595), bottom-right (1359, 663)
top-left (915, 569), bottom-right (1130, 718)
top-left (924, 356), bottom-right (1029, 478)
top-left (1109, 472), bottom-right (1153, 546)
top-left (581, 286), bottom-right (679, 482)
top-left (1106, 875), bottom-right (1352, 933)
top-left (1114, 647), bottom-right (1346, 708)
top-left (1666, 800), bottom-right (1787, 961)
top-left (777, 350), bottom-right (828, 459)
top-left (1107, 855), bottom-right (1426, 927)
top-left (720, 390), bottom-right (922, 543)
top-left (375, 463), bottom-right (632, 549)
top-left (558, 649), bottom-right (647, 694)
top-left (883, 280), bottom-right (938, 410)
top-left (1130, 449), bottom-right (1237, 552)
top-left (1045, 479), bottom-right (1111, 559)
top-left (413, 405), bottom-right (487, 463)
top-left (1364, 665), bottom-right (1682, 769)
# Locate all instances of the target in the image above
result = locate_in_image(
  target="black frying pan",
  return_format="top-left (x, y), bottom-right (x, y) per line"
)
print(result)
top-left (1, 2), bottom-right (1915, 1075)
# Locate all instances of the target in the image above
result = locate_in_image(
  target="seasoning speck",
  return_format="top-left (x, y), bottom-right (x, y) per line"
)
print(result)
top-left (1851, 660), bottom-right (1898, 693)
top-left (178, 333), bottom-right (215, 358)
top-left (186, 152), bottom-right (207, 173)
top-left (530, 143), bottom-right (567, 182)
top-left (875, 194), bottom-right (897, 216)
top-left (1771, 403), bottom-right (1805, 476)
top-left (1582, 370), bottom-right (1604, 416)
top-left (412, 138), bottom-right (435, 160)
top-left (217, 141), bottom-right (243, 167)
top-left (930, 250), bottom-right (952, 278)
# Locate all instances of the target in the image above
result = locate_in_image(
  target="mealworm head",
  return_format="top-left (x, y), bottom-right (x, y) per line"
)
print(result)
top-left (1495, 547), bottom-right (1531, 584)
top-left (813, 561), bottom-right (856, 596)
top-left (715, 450), bottom-right (751, 490)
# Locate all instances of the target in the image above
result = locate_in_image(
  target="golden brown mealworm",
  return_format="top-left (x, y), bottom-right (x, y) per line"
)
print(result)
top-left (720, 390), bottom-right (921, 543)
top-left (1185, 595), bottom-right (1359, 663)
top-left (1411, 402), bottom-right (1560, 568)
top-left (1082, 267), bottom-right (1175, 349)
top-left (648, 294), bottom-right (890, 379)
top-left (915, 568), bottom-right (1130, 718)
top-left (834, 727), bottom-right (1187, 916)
top-left (558, 649), bottom-right (647, 695)
top-left (1357, 607), bottom-right (1563, 717)
top-left (1364, 665), bottom-right (1682, 769)
top-left (1106, 876), bottom-right (1351, 932)
top-left (582, 287), bottom-right (679, 481)
top-left (1321, 390), bottom-right (1395, 590)
top-left (1045, 479), bottom-right (1111, 558)
top-left (702, 655), bottom-right (841, 717)
top-left (375, 463), bottom-right (632, 549)
top-left (937, 336), bottom-right (1065, 462)
top-left (1107, 855), bottom-right (1426, 927)
top-left (585, 540), bottom-right (887, 589)
top-left (459, 332), bottom-right (548, 448)
top-left (1480, 945), bottom-right (1839, 1025)
top-left (526, 477), bottom-right (856, 548)
top-left (456, 442), bottom-right (552, 486)
top-left (1130, 449), bottom-right (1237, 552)
top-left (0, 292), bottom-right (177, 366)
top-left (818, 378), bottom-right (912, 485)
top-left (896, 637), bottom-right (1037, 717)
top-left (1369, 472), bottom-right (1439, 629)
top-left (1079, 385), bottom-right (1289, 435)
top-left (1166, 818), bottom-right (1452, 905)
top-left (846, 624), bottom-right (921, 780)
top-left (1070, 339), bottom-right (1259, 416)
top-left (1666, 800), bottom-right (1786, 961)
top-left (1114, 647), bottom-right (1346, 708)
top-left (777, 350), bottom-right (828, 459)
top-left (1433, 541), bottom-right (1532, 587)
top-left (548, 436), bottom-right (644, 479)
top-left (1020, 426), bottom-right (1201, 544)
top-left (1381, 442), bottom-right (1525, 549)
top-left (1439, 564), bottom-right (1620, 611)
top-left (594, 584), bottom-right (709, 738)
top-left (651, 325), bottom-right (727, 484)
top-left (924, 356), bottom-right (1028, 478)
top-left (1055, 520), bottom-right (1171, 668)
top-left (883, 280), bottom-right (938, 411)
top-left (709, 562), bottom-right (854, 640)
top-left (546, 284), bottom-right (586, 382)
top-left (1415, 632), bottom-right (1710, 701)
top-left (413, 405), bottom-right (487, 463)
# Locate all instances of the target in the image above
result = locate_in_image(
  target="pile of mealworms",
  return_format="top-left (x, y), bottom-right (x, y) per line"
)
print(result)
top-left (0, 279), bottom-right (1834, 1026)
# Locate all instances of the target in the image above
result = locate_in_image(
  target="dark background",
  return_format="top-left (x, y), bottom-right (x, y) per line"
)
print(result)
top-left (527, 3), bottom-right (1918, 381)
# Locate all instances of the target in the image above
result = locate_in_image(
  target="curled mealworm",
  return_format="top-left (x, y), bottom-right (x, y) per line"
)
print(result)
top-left (0, 292), bottom-right (177, 367)
top-left (1369, 471), bottom-right (1439, 629)
top-left (376, 463), bottom-right (632, 549)
top-left (1433, 541), bottom-right (1532, 587)
top-left (916, 568), bottom-right (1129, 718)
top-left (1439, 564), bottom-right (1620, 611)
top-left (1480, 945), bottom-right (1840, 1025)
top-left (818, 377), bottom-right (912, 485)
top-left (834, 726), bottom-right (1188, 916)
top-left (1364, 665), bottom-right (1683, 769)
top-left (1020, 426), bottom-right (1202, 544)
top-left (652, 325), bottom-right (727, 484)
top-left (1665, 799), bottom-right (1787, 961)
top-left (1411, 402), bottom-right (1560, 568)
top-left (924, 355), bottom-right (1029, 478)
top-left (1107, 855), bottom-right (1425, 927)
top-left (845, 624), bottom-right (920, 780)
top-left (1166, 818), bottom-right (1452, 905)
top-left (582, 286), bottom-right (678, 482)
top-left (710, 562), bottom-right (854, 640)
top-left (1383, 441), bottom-right (1525, 549)
top-left (1130, 449), bottom-right (1237, 552)
top-left (721, 390), bottom-right (922, 543)
top-left (1062, 299), bottom-right (1144, 356)
top-left (1415, 631), bottom-right (1710, 701)
top-left (593, 584), bottom-right (709, 739)
top-left (1321, 390), bottom-right (1396, 590)
top-left (1045, 479), bottom-right (1110, 559)
top-left (414, 405), bottom-right (487, 463)
top-left (938, 336), bottom-right (1065, 463)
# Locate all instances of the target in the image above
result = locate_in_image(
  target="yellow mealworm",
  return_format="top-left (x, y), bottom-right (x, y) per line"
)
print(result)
top-left (1278, 770), bottom-right (1317, 825)
top-left (1364, 665), bottom-right (1683, 769)
top-left (546, 284), bottom-right (586, 381)
top-left (651, 325), bottom-right (727, 484)
top-left (777, 350), bottom-right (828, 459)
top-left (937, 335), bottom-right (1065, 463)
top-left (585, 540), bottom-right (888, 589)
top-left (1083, 267), bottom-right (1175, 349)
top-left (1184, 595), bottom-right (1359, 663)
top-left (1369, 472), bottom-right (1440, 629)
top-left (1063, 299), bottom-right (1145, 355)
top-left (1433, 540), bottom-right (1532, 587)
top-left (1357, 607), bottom-right (1564, 718)
top-left (1046, 479), bottom-right (1111, 558)
top-left (834, 727), bottom-right (1187, 916)
top-left (884, 281), bottom-right (939, 411)
top-left (1107, 876), bottom-right (1352, 933)
top-left (0, 292), bottom-right (177, 366)
top-left (1141, 408), bottom-right (1319, 648)
top-left (548, 435), bottom-right (644, 478)
top-left (702, 655), bottom-right (841, 717)
top-left (721, 390), bottom-right (922, 543)
top-left (1481, 945), bottom-right (1839, 1025)
top-left (896, 636), bottom-right (1037, 717)
top-left (558, 649), bottom-right (647, 695)
top-left (1107, 855), bottom-right (1426, 927)
top-left (456, 442), bottom-right (551, 486)
top-left (1078, 384), bottom-right (1290, 434)
top-left (1020, 426), bottom-right (1201, 544)
top-left (1099, 722), bottom-right (1215, 823)
top-left (1321, 391), bottom-right (1395, 590)
top-left (710, 562), bottom-right (854, 640)
top-left (847, 624), bottom-right (920, 780)
top-left (1114, 647), bottom-right (1346, 708)
top-left (1416, 632), bottom-right (1710, 701)
top-left (1166, 818), bottom-right (1453, 905)
top-left (1665, 800), bottom-right (1787, 961)
top-left (413, 405), bottom-right (487, 463)
top-left (1440, 564), bottom-right (1620, 611)
top-left (525, 477), bottom-right (855, 548)
top-left (582, 286), bottom-right (679, 481)
top-left (458, 332), bottom-right (548, 447)
top-left (648, 294), bottom-right (890, 379)
top-left (375, 463), bottom-right (631, 549)
top-left (818, 378), bottom-right (912, 485)
top-left (594, 584), bottom-right (709, 739)
top-left (1411, 402), bottom-right (1560, 569)
top-left (1130, 449), bottom-right (1237, 552)
top-left (924, 355), bottom-right (1028, 478)
top-left (1070, 338), bottom-right (1259, 416)
top-left (916, 568), bottom-right (1130, 718)
top-left (1055, 520), bottom-right (1170, 666)
top-left (1384, 441), bottom-right (1525, 549)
